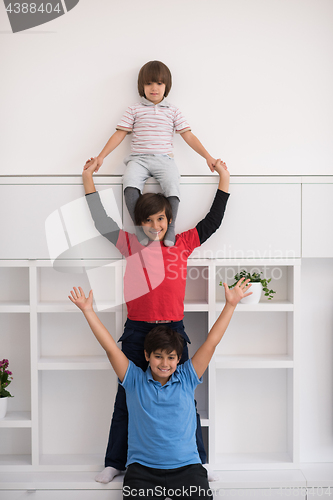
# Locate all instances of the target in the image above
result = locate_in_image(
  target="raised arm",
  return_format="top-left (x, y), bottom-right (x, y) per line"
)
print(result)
top-left (191, 279), bottom-right (252, 379)
top-left (82, 158), bottom-right (98, 194)
top-left (195, 159), bottom-right (230, 245)
top-left (68, 287), bottom-right (129, 381)
top-left (214, 159), bottom-right (230, 193)
top-left (82, 158), bottom-right (120, 246)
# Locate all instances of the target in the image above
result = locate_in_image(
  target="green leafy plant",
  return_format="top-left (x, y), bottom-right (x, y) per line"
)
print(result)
top-left (0, 359), bottom-right (13, 398)
top-left (220, 269), bottom-right (276, 300)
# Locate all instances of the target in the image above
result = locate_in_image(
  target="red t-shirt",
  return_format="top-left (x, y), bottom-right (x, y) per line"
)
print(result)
top-left (116, 228), bottom-right (200, 321)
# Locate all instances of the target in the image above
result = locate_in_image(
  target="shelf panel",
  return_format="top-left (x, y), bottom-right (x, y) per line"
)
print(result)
top-left (199, 410), bottom-right (209, 427)
top-left (184, 300), bottom-right (209, 312)
top-left (215, 452), bottom-right (294, 469)
top-left (0, 412), bottom-right (31, 428)
top-left (39, 454), bottom-right (104, 471)
top-left (37, 302), bottom-right (119, 313)
top-left (38, 356), bottom-right (111, 370)
top-left (0, 303), bottom-right (30, 313)
top-left (0, 470), bottom-right (125, 489)
top-left (216, 300), bottom-right (294, 312)
top-left (215, 354), bottom-right (294, 369)
top-left (0, 454), bottom-right (32, 467)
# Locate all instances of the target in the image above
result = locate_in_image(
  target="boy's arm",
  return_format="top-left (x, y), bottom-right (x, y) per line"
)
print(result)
top-left (97, 130), bottom-right (128, 170)
top-left (82, 158), bottom-right (97, 194)
top-left (82, 158), bottom-right (120, 246)
top-left (84, 130), bottom-right (128, 172)
top-left (69, 287), bottom-right (129, 381)
top-left (180, 130), bottom-right (216, 172)
top-left (191, 279), bottom-right (251, 379)
top-left (195, 159), bottom-right (230, 245)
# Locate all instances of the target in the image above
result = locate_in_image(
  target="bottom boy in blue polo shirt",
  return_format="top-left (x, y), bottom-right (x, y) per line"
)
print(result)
top-left (68, 277), bottom-right (252, 499)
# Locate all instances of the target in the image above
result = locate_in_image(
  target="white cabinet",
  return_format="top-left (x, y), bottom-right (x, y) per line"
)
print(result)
top-left (302, 181), bottom-right (333, 257)
top-left (177, 179), bottom-right (301, 259)
top-left (0, 183), bottom-right (123, 260)
top-left (207, 260), bottom-right (301, 469)
top-left (1, 176), bottom-right (332, 493)
top-left (0, 260), bottom-right (123, 471)
top-left (0, 177), bottom-right (302, 260)
top-left (212, 489), bottom-right (305, 499)
top-left (3, 492), bottom-right (122, 500)
top-left (0, 264), bottom-right (32, 467)
top-left (0, 258), bottom-right (300, 473)
top-left (124, 177), bottom-right (302, 259)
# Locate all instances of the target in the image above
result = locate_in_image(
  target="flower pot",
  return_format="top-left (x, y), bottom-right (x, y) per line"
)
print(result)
top-left (0, 397), bottom-right (8, 419)
top-left (240, 282), bottom-right (262, 305)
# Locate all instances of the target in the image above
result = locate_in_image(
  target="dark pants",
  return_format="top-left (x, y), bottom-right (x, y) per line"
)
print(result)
top-left (123, 462), bottom-right (212, 500)
top-left (104, 318), bottom-right (207, 470)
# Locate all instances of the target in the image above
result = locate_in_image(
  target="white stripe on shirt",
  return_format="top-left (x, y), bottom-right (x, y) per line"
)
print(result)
top-left (116, 99), bottom-right (191, 154)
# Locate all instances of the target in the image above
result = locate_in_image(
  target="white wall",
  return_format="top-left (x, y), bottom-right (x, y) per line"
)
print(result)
top-left (1, 0), bottom-right (332, 176)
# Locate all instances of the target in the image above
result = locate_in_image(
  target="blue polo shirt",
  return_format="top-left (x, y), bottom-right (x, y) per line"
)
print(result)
top-left (121, 359), bottom-right (202, 469)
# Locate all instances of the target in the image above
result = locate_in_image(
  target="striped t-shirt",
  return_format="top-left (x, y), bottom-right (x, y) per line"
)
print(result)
top-left (116, 97), bottom-right (191, 154)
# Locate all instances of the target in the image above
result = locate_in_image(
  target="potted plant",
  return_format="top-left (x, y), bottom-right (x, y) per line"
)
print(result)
top-left (0, 359), bottom-right (13, 419)
top-left (220, 269), bottom-right (276, 304)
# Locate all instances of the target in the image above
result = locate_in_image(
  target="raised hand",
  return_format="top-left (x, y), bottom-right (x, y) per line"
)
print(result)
top-left (214, 158), bottom-right (228, 172)
top-left (222, 278), bottom-right (252, 307)
top-left (68, 287), bottom-right (93, 312)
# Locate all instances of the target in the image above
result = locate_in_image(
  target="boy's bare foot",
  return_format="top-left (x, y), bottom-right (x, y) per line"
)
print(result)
top-left (95, 466), bottom-right (122, 483)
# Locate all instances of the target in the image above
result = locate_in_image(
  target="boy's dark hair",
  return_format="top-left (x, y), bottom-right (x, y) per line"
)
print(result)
top-left (144, 325), bottom-right (184, 359)
top-left (138, 60), bottom-right (172, 98)
top-left (134, 192), bottom-right (173, 226)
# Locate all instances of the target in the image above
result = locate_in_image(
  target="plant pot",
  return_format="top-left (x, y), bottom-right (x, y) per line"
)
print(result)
top-left (0, 397), bottom-right (8, 419)
top-left (240, 282), bottom-right (262, 305)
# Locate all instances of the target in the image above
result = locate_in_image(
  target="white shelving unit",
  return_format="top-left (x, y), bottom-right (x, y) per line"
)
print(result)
top-left (1, 175), bottom-right (332, 496)
top-left (183, 258), bottom-right (301, 471)
top-left (0, 257), bottom-right (301, 473)
top-left (0, 259), bottom-right (123, 472)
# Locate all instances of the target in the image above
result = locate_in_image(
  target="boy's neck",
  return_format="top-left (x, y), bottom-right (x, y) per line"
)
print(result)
top-left (143, 96), bottom-right (165, 105)
top-left (151, 371), bottom-right (172, 386)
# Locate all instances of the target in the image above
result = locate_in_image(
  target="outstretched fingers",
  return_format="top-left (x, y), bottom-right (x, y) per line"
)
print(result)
top-left (68, 286), bottom-right (85, 304)
top-left (237, 278), bottom-right (252, 297)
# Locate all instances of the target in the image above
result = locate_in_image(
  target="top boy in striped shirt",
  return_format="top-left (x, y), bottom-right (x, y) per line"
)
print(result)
top-left (85, 60), bottom-right (221, 246)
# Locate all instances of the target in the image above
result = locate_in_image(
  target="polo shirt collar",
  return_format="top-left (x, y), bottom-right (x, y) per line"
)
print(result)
top-left (141, 97), bottom-right (170, 108)
top-left (146, 366), bottom-right (181, 387)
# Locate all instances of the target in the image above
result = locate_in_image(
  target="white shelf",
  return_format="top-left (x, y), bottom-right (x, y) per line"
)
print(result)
top-left (215, 452), bottom-right (294, 468)
top-left (0, 302), bottom-right (30, 313)
top-left (38, 356), bottom-right (111, 370)
top-left (199, 410), bottom-right (209, 427)
top-left (39, 454), bottom-right (104, 468)
top-left (215, 354), bottom-right (294, 369)
top-left (0, 455), bottom-right (32, 467)
top-left (216, 300), bottom-right (294, 312)
top-left (0, 256), bottom-right (302, 474)
top-left (0, 412), bottom-right (31, 428)
top-left (299, 463), bottom-right (333, 487)
top-left (37, 301), bottom-right (120, 313)
top-left (184, 300), bottom-right (209, 311)
top-left (0, 471), bottom-right (125, 490)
